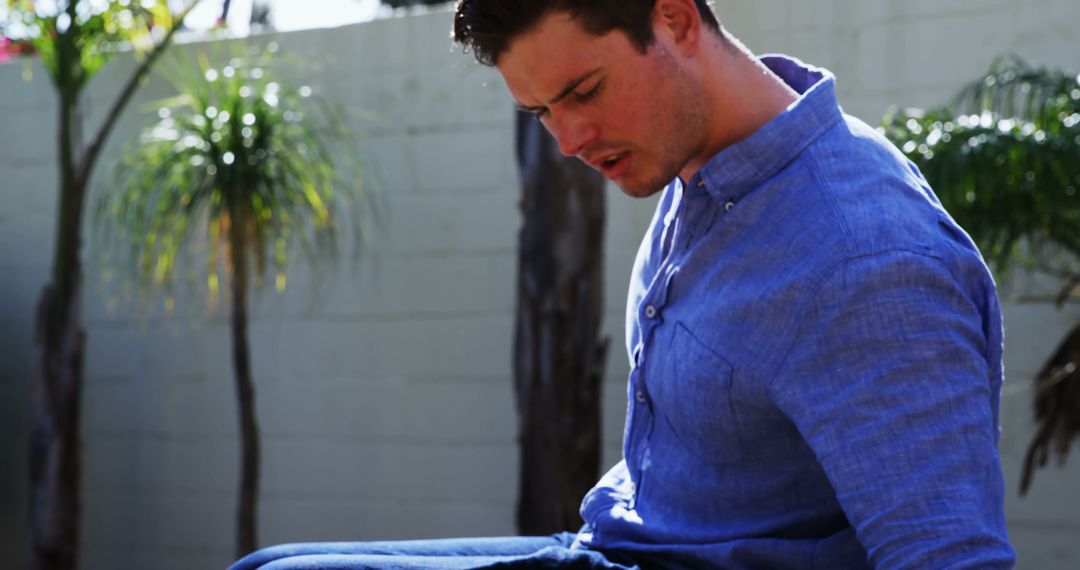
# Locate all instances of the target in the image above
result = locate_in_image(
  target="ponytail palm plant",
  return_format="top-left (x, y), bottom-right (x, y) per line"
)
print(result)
top-left (3, 3), bottom-right (197, 568)
top-left (882, 54), bottom-right (1080, 493)
top-left (95, 45), bottom-right (369, 557)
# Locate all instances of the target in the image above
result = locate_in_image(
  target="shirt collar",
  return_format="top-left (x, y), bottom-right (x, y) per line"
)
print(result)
top-left (692, 55), bottom-right (843, 203)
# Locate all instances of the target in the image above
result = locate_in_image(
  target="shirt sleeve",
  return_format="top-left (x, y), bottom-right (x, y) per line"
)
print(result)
top-left (768, 249), bottom-right (1015, 569)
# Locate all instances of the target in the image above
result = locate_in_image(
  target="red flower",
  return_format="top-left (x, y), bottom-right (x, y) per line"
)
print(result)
top-left (0, 37), bottom-right (15, 62)
top-left (0, 36), bottom-right (35, 61)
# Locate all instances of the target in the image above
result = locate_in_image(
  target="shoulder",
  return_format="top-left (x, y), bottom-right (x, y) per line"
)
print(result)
top-left (742, 115), bottom-right (999, 331)
top-left (797, 114), bottom-right (985, 270)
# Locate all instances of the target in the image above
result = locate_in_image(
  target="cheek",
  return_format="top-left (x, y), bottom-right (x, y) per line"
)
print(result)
top-left (624, 69), bottom-right (675, 140)
top-left (609, 90), bottom-right (655, 141)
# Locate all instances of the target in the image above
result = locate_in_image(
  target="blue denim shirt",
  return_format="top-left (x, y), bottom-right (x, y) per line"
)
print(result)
top-left (577, 56), bottom-right (1015, 569)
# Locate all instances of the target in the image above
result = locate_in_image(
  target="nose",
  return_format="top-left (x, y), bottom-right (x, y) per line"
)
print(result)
top-left (547, 113), bottom-right (598, 157)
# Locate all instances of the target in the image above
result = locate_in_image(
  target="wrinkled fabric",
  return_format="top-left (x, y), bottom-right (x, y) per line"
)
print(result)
top-left (577, 55), bottom-right (1016, 569)
top-left (229, 533), bottom-right (646, 570)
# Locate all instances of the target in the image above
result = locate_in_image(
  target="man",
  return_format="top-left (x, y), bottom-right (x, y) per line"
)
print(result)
top-left (232, 0), bottom-right (1015, 568)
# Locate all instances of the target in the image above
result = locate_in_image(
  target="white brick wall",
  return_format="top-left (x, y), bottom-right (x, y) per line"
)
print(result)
top-left (1, 2), bottom-right (1078, 568)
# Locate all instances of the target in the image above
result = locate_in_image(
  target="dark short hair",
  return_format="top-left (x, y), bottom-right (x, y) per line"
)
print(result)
top-left (453, 0), bottom-right (722, 66)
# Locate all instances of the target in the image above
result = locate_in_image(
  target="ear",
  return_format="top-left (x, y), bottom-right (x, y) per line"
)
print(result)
top-left (652, 0), bottom-right (702, 55)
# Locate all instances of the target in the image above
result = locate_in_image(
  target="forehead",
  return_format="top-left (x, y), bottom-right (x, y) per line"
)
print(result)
top-left (496, 11), bottom-right (636, 103)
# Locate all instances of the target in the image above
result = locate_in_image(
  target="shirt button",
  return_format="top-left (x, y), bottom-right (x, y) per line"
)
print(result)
top-left (644, 305), bottom-right (658, 319)
top-left (635, 390), bottom-right (646, 403)
top-left (697, 179), bottom-right (705, 188)
top-left (725, 200), bottom-right (735, 211)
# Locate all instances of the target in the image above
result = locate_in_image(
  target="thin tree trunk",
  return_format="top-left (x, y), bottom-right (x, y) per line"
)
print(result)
top-left (26, 6), bottom-right (197, 569)
top-left (513, 112), bottom-right (608, 535)
top-left (29, 283), bottom-right (84, 570)
top-left (29, 10), bottom-right (85, 567)
top-left (227, 198), bottom-right (260, 558)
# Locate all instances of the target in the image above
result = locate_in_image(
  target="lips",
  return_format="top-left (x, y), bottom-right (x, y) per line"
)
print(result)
top-left (588, 151), bottom-right (631, 180)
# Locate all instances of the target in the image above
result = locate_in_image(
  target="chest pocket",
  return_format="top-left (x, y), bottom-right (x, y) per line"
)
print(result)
top-left (648, 321), bottom-right (746, 462)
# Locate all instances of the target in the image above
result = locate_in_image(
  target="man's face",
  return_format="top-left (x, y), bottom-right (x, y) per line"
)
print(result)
top-left (497, 10), bottom-right (708, 198)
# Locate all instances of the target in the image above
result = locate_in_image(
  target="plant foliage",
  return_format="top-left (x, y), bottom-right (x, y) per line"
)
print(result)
top-left (3, 2), bottom-right (197, 569)
top-left (94, 42), bottom-right (373, 556)
top-left (2, 0), bottom-right (178, 92)
top-left (882, 55), bottom-right (1080, 277)
top-left (96, 44), bottom-right (369, 306)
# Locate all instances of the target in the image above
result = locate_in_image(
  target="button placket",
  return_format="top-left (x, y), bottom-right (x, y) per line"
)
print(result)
top-left (628, 180), bottom-right (692, 497)
top-left (625, 366), bottom-right (648, 484)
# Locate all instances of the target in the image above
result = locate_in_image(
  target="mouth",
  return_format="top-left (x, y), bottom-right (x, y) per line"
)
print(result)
top-left (591, 152), bottom-right (630, 179)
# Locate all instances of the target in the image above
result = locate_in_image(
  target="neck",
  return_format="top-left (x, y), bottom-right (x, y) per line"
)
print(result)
top-left (679, 36), bottom-right (799, 182)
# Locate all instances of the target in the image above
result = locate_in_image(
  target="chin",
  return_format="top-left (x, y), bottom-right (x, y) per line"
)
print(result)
top-left (616, 179), bottom-right (669, 199)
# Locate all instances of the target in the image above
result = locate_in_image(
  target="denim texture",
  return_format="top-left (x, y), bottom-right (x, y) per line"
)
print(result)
top-left (575, 56), bottom-right (1016, 569)
top-left (229, 533), bottom-right (645, 570)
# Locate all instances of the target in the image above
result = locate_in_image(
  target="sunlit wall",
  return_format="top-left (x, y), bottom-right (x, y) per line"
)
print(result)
top-left (1, 2), bottom-right (1079, 568)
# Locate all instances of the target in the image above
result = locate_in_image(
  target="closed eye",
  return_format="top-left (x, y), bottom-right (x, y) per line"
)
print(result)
top-left (515, 77), bottom-right (601, 120)
top-left (573, 81), bottom-right (602, 103)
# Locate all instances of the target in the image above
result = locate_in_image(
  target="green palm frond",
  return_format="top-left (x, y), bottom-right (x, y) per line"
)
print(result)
top-left (3, 0), bottom-right (182, 93)
top-left (95, 43), bottom-right (371, 308)
top-left (882, 56), bottom-right (1080, 277)
top-left (950, 53), bottom-right (1080, 130)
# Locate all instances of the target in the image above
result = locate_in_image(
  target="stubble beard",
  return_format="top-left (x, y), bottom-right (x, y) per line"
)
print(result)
top-left (614, 157), bottom-right (683, 198)
top-left (617, 55), bottom-right (708, 198)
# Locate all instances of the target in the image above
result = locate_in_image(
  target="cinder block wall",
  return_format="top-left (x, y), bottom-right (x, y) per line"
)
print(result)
top-left (0, 2), bottom-right (1077, 568)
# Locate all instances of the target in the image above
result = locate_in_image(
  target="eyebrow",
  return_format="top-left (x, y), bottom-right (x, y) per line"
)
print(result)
top-left (514, 68), bottom-right (602, 113)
